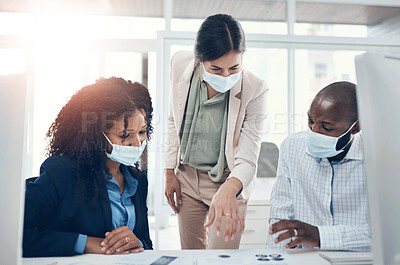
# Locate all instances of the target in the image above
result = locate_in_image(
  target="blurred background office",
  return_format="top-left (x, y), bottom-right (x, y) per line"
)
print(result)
top-left (1, 0), bottom-right (399, 251)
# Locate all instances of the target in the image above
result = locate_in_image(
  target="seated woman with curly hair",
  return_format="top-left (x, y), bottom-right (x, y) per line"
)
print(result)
top-left (23, 77), bottom-right (153, 257)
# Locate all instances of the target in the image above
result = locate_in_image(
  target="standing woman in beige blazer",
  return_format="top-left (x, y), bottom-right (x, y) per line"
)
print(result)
top-left (164, 14), bottom-right (268, 249)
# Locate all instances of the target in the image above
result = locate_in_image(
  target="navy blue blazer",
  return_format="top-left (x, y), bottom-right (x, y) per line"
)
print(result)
top-left (23, 155), bottom-right (153, 257)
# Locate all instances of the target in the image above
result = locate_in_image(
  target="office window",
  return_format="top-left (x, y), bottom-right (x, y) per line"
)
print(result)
top-left (244, 47), bottom-right (288, 146)
top-left (29, 14), bottom-right (161, 176)
top-left (104, 52), bottom-right (143, 82)
top-left (0, 49), bottom-right (26, 75)
top-left (241, 21), bottom-right (287, 35)
top-left (170, 44), bottom-right (194, 58)
top-left (32, 42), bottom-right (84, 176)
top-left (35, 14), bottom-right (165, 39)
top-left (314, 63), bottom-right (327, 78)
top-left (0, 12), bottom-right (32, 36)
top-left (295, 23), bottom-right (367, 37)
top-left (294, 49), bottom-right (364, 133)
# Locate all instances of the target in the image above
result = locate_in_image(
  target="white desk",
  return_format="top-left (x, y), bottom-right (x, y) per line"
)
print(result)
top-left (23, 249), bottom-right (331, 265)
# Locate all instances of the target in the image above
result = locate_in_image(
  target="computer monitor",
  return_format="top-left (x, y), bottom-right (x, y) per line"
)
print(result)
top-left (0, 74), bottom-right (29, 265)
top-left (355, 53), bottom-right (400, 265)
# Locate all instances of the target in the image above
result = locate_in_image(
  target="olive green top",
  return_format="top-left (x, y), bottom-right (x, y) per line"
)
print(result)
top-left (180, 65), bottom-right (230, 182)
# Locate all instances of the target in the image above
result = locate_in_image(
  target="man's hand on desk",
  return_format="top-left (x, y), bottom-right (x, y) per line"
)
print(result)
top-left (269, 220), bottom-right (320, 248)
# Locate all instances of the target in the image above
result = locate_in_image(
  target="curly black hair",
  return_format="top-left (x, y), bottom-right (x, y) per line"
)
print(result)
top-left (46, 77), bottom-right (153, 205)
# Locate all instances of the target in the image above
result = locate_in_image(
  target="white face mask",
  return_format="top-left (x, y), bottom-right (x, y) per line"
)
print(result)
top-left (202, 64), bottom-right (242, 93)
top-left (103, 132), bottom-right (147, 167)
top-left (307, 121), bottom-right (358, 158)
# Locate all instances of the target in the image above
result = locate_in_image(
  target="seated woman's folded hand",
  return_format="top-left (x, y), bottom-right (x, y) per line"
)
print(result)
top-left (100, 226), bottom-right (144, 255)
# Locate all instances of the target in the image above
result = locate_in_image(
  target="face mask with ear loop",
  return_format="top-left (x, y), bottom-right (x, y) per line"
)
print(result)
top-left (307, 121), bottom-right (358, 158)
top-left (202, 64), bottom-right (242, 93)
top-left (102, 132), bottom-right (147, 167)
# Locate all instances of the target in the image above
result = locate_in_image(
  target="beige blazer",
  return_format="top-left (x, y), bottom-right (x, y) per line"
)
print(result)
top-left (164, 51), bottom-right (268, 199)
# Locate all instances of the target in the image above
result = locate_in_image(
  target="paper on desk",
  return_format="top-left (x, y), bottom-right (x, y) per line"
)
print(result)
top-left (23, 259), bottom-right (60, 265)
top-left (22, 257), bottom-right (99, 265)
top-left (195, 250), bottom-right (295, 265)
top-left (23, 254), bottom-right (118, 265)
top-left (103, 252), bottom-right (195, 265)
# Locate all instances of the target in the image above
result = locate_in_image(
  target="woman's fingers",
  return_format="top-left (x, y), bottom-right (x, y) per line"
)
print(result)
top-left (204, 205), bottom-right (216, 228)
top-left (165, 176), bottom-right (181, 214)
top-left (105, 238), bottom-right (127, 255)
top-left (213, 208), bottom-right (224, 237)
top-left (129, 248), bottom-right (144, 254)
top-left (237, 210), bottom-right (245, 235)
top-left (103, 226), bottom-right (126, 243)
top-left (166, 190), bottom-right (178, 213)
top-left (100, 227), bottom-right (144, 255)
top-left (176, 186), bottom-right (182, 205)
top-left (224, 211), bottom-right (232, 242)
top-left (230, 211), bottom-right (238, 240)
top-left (104, 232), bottom-right (131, 254)
top-left (102, 227), bottom-right (139, 254)
top-left (114, 240), bottom-right (142, 254)
top-left (115, 250), bottom-right (130, 255)
top-left (115, 241), bottom-right (134, 254)
top-left (204, 200), bottom-right (244, 241)
top-left (101, 228), bottom-right (126, 252)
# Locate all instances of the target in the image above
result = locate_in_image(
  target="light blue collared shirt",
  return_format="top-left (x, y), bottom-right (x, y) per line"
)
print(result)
top-left (74, 166), bottom-right (139, 254)
top-left (266, 131), bottom-right (371, 251)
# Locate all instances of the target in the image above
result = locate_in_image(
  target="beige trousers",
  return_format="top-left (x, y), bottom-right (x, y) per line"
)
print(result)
top-left (175, 164), bottom-right (248, 249)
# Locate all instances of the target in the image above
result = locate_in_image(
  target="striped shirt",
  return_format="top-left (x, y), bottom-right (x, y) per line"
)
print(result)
top-left (266, 131), bottom-right (371, 251)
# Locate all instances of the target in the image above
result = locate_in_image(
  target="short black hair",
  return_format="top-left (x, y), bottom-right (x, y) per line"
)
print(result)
top-left (194, 14), bottom-right (246, 62)
top-left (316, 81), bottom-right (358, 124)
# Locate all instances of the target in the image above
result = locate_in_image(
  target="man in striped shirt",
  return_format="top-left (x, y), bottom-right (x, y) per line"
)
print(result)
top-left (267, 81), bottom-right (370, 251)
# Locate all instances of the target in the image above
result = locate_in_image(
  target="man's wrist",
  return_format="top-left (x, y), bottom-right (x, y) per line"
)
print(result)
top-left (317, 225), bottom-right (342, 250)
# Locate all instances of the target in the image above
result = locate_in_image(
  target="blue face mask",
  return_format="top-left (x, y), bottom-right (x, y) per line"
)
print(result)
top-left (307, 121), bottom-right (358, 158)
top-left (103, 132), bottom-right (147, 167)
top-left (202, 64), bottom-right (242, 93)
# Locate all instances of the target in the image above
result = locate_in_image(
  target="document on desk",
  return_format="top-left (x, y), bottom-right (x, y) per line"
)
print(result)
top-left (103, 252), bottom-right (194, 265)
top-left (23, 259), bottom-right (60, 265)
top-left (23, 257), bottom-right (102, 265)
top-left (195, 249), bottom-right (295, 265)
top-left (23, 253), bottom-right (194, 265)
